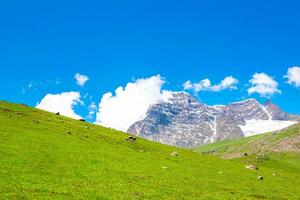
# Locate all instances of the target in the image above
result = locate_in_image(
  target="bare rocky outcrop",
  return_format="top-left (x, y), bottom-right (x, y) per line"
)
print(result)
top-left (264, 100), bottom-right (288, 120)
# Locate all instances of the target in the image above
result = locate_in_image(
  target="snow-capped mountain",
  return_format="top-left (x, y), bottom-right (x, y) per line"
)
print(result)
top-left (128, 92), bottom-right (298, 147)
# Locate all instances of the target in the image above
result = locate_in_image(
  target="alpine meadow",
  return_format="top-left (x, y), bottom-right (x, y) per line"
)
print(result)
top-left (1, 1), bottom-right (300, 199)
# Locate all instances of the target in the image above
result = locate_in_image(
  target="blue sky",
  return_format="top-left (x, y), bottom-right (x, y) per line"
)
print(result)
top-left (0, 0), bottom-right (300, 122)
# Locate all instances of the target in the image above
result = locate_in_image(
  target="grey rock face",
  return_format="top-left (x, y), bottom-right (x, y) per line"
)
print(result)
top-left (287, 114), bottom-right (300, 122)
top-left (128, 92), bottom-right (217, 147)
top-left (264, 100), bottom-right (288, 120)
top-left (227, 99), bottom-right (269, 120)
top-left (263, 100), bottom-right (300, 122)
top-left (128, 92), bottom-right (296, 147)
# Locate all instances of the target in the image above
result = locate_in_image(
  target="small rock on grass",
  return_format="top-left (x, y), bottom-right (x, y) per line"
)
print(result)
top-left (125, 135), bottom-right (137, 142)
top-left (170, 151), bottom-right (178, 156)
top-left (258, 176), bottom-right (264, 180)
top-left (245, 164), bottom-right (258, 170)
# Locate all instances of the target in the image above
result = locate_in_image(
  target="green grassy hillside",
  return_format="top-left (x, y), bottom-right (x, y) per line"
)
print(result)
top-left (1, 101), bottom-right (300, 199)
top-left (194, 123), bottom-right (300, 158)
top-left (193, 123), bottom-right (300, 199)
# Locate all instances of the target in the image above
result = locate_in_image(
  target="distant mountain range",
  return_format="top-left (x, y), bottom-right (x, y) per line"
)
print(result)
top-left (128, 92), bottom-right (300, 147)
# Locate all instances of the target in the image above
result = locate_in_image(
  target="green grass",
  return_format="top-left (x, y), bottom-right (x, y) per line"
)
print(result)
top-left (0, 101), bottom-right (300, 199)
top-left (193, 124), bottom-right (300, 157)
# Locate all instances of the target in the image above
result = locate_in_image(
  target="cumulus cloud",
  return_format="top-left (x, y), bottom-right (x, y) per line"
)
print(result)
top-left (95, 75), bottom-right (171, 131)
top-left (74, 73), bottom-right (89, 86)
top-left (247, 73), bottom-right (281, 98)
top-left (36, 91), bottom-right (83, 119)
top-left (87, 102), bottom-right (97, 119)
top-left (183, 76), bottom-right (238, 92)
top-left (183, 80), bottom-right (193, 90)
top-left (284, 66), bottom-right (300, 88)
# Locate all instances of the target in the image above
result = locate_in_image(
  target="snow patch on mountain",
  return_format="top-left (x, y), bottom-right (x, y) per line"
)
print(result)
top-left (239, 120), bottom-right (297, 137)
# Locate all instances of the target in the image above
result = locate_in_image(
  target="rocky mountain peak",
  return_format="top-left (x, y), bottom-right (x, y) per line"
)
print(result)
top-left (229, 98), bottom-right (259, 107)
top-left (228, 98), bottom-right (269, 120)
top-left (166, 91), bottom-right (200, 106)
top-left (264, 100), bottom-right (288, 120)
top-left (128, 93), bottom-right (297, 147)
top-left (264, 100), bottom-right (273, 105)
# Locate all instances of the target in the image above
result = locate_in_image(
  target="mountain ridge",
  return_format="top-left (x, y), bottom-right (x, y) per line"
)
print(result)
top-left (128, 92), bottom-right (299, 147)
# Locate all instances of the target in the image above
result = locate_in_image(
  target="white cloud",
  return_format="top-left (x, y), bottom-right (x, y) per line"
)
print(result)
top-left (87, 102), bottom-right (97, 119)
top-left (214, 76), bottom-right (239, 91)
top-left (183, 80), bottom-right (193, 90)
top-left (284, 66), bottom-right (300, 88)
top-left (183, 76), bottom-right (238, 93)
top-left (74, 73), bottom-right (89, 86)
top-left (247, 73), bottom-right (281, 98)
top-left (95, 75), bottom-right (171, 131)
top-left (193, 79), bottom-right (212, 92)
top-left (36, 91), bottom-right (83, 119)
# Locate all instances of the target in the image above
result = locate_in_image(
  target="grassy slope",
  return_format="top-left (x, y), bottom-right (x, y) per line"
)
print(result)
top-left (194, 124), bottom-right (300, 157)
top-left (194, 124), bottom-right (300, 199)
top-left (0, 101), bottom-right (300, 199)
